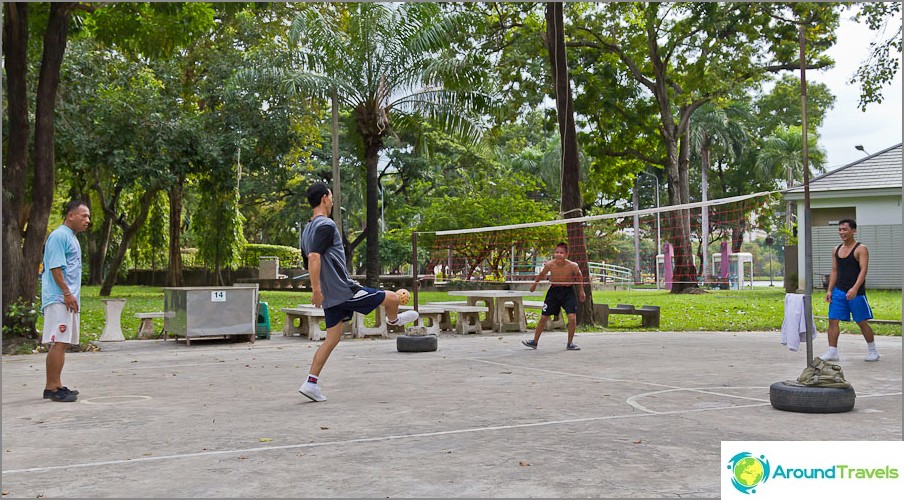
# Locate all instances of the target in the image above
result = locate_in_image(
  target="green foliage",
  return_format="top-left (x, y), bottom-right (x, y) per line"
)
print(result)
top-left (2, 297), bottom-right (41, 339)
top-left (379, 229), bottom-right (425, 274)
top-left (850, 3), bottom-right (902, 110)
top-left (755, 75), bottom-right (836, 136)
top-left (242, 244), bottom-right (302, 269)
top-left (418, 173), bottom-right (563, 280)
top-left (195, 182), bottom-right (247, 273)
top-left (128, 192), bottom-right (169, 271)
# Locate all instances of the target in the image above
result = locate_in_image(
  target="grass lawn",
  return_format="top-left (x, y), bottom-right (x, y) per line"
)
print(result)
top-left (14, 285), bottom-right (900, 354)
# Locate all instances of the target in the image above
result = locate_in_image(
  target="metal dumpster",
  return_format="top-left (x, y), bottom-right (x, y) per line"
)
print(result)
top-left (163, 286), bottom-right (257, 345)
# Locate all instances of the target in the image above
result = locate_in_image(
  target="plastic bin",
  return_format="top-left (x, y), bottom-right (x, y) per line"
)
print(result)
top-left (256, 302), bottom-right (271, 339)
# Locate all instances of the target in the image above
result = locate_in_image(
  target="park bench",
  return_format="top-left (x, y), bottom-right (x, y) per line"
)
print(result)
top-left (398, 305), bottom-right (445, 335)
top-left (282, 305), bottom-right (354, 341)
top-left (135, 312), bottom-right (166, 340)
top-left (596, 304), bottom-right (661, 328)
top-left (815, 316), bottom-right (900, 326)
top-left (424, 302), bottom-right (490, 334)
top-left (282, 306), bottom-right (328, 340)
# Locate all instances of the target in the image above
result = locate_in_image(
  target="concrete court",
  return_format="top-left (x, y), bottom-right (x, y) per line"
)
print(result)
top-left (1, 330), bottom-right (901, 498)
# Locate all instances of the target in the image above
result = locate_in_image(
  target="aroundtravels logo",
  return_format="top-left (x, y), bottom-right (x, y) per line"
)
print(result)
top-left (726, 452), bottom-right (771, 494)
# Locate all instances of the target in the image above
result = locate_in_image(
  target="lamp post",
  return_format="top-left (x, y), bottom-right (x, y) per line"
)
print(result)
top-left (765, 235), bottom-right (775, 287)
top-left (638, 170), bottom-right (661, 283)
top-left (855, 144), bottom-right (870, 156)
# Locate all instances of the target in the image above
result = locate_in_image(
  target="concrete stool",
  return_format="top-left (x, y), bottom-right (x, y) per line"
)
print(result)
top-left (99, 298), bottom-right (126, 341)
top-left (354, 306), bottom-right (389, 338)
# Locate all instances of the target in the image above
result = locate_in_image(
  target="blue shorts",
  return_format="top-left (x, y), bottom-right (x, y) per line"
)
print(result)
top-left (324, 287), bottom-right (386, 328)
top-left (827, 287), bottom-right (873, 323)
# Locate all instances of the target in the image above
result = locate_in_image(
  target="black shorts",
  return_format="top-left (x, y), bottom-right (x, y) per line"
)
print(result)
top-left (542, 286), bottom-right (577, 317)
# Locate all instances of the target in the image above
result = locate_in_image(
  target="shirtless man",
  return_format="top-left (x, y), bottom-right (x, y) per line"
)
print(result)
top-left (522, 242), bottom-right (586, 350)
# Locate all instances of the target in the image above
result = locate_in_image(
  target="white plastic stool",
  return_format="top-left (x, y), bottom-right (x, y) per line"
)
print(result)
top-left (99, 298), bottom-right (126, 341)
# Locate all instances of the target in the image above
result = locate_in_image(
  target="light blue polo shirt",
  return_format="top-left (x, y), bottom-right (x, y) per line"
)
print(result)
top-left (41, 225), bottom-right (82, 310)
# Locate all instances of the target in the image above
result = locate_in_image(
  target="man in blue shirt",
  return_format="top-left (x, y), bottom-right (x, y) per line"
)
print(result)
top-left (41, 200), bottom-right (91, 402)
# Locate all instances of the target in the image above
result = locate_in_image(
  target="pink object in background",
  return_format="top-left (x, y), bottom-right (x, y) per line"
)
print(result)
top-left (720, 241), bottom-right (730, 280)
top-left (664, 242), bottom-right (674, 291)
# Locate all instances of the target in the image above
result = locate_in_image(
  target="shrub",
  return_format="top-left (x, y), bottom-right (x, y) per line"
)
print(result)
top-left (242, 244), bottom-right (302, 268)
top-left (2, 297), bottom-right (41, 339)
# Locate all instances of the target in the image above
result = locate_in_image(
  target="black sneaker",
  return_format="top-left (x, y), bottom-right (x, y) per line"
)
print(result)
top-left (522, 339), bottom-right (538, 349)
top-left (566, 343), bottom-right (581, 351)
top-left (46, 388), bottom-right (77, 402)
top-left (43, 387), bottom-right (79, 399)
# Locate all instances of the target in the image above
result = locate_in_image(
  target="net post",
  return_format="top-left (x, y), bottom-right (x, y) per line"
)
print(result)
top-left (800, 23), bottom-right (814, 367)
top-left (412, 231), bottom-right (419, 310)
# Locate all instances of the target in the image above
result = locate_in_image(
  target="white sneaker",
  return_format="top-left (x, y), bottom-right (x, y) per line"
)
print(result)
top-left (387, 310), bottom-right (419, 326)
top-left (299, 382), bottom-right (327, 402)
top-left (864, 351), bottom-right (880, 362)
top-left (820, 350), bottom-right (839, 362)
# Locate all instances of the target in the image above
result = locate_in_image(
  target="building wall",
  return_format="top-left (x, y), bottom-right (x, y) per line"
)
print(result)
top-left (795, 194), bottom-right (902, 290)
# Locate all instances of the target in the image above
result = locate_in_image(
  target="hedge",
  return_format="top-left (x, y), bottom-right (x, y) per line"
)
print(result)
top-left (242, 244), bottom-right (302, 268)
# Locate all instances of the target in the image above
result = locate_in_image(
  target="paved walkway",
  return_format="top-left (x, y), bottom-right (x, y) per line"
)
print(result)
top-left (2, 331), bottom-right (900, 498)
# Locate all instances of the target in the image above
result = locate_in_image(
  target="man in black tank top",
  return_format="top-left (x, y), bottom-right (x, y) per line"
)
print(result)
top-left (822, 218), bottom-right (879, 362)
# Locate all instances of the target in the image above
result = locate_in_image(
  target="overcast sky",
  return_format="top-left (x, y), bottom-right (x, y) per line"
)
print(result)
top-left (808, 9), bottom-right (903, 170)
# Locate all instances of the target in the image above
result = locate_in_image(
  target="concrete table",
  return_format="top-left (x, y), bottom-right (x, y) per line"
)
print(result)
top-left (99, 298), bottom-right (127, 341)
top-left (447, 290), bottom-right (542, 332)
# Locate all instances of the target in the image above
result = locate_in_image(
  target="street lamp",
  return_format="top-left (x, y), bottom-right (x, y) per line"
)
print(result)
top-left (764, 235), bottom-right (775, 287)
top-left (854, 144), bottom-right (870, 156)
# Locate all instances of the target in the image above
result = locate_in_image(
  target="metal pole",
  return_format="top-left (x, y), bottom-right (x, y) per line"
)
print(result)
top-left (800, 23), bottom-right (815, 367)
top-left (633, 178), bottom-right (641, 284)
top-left (640, 170), bottom-right (661, 283)
top-left (701, 160), bottom-right (709, 283)
top-left (412, 232), bottom-right (419, 310)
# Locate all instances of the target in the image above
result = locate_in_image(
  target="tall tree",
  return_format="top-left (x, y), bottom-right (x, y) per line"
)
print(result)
top-left (2, 3), bottom-right (78, 330)
top-left (282, 2), bottom-right (492, 285)
top-left (544, 2), bottom-right (593, 324)
top-left (568, 2), bottom-right (840, 292)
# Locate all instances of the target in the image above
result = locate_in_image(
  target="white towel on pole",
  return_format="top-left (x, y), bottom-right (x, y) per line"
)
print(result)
top-left (780, 293), bottom-right (817, 351)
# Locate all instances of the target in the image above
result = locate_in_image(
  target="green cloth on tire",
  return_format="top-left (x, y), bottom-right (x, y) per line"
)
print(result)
top-left (797, 357), bottom-right (852, 388)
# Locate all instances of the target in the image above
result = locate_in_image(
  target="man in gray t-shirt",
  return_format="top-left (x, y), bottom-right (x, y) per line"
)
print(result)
top-left (297, 182), bottom-right (419, 402)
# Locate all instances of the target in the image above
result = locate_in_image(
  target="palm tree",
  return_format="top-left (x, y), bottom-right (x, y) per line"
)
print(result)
top-left (689, 101), bottom-right (751, 277)
top-left (755, 125), bottom-right (826, 230)
top-left (284, 3), bottom-right (493, 285)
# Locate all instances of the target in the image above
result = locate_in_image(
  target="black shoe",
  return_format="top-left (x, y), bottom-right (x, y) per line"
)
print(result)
top-left (522, 339), bottom-right (538, 349)
top-left (43, 387), bottom-right (79, 399)
top-left (566, 343), bottom-right (581, 351)
top-left (46, 388), bottom-right (77, 402)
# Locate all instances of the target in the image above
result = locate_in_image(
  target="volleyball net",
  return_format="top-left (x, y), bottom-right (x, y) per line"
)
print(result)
top-left (416, 191), bottom-right (779, 288)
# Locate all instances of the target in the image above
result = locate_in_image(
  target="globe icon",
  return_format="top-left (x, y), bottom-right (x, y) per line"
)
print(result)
top-left (733, 456), bottom-right (765, 487)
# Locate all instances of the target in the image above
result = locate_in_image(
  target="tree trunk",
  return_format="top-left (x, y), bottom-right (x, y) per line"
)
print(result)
top-left (2, 3), bottom-right (31, 318)
top-left (363, 135), bottom-right (383, 287)
top-left (545, 2), bottom-right (593, 323)
top-left (167, 178), bottom-right (184, 286)
top-left (87, 208), bottom-right (113, 285)
top-left (2, 3), bottom-right (74, 327)
top-left (100, 189), bottom-right (159, 296)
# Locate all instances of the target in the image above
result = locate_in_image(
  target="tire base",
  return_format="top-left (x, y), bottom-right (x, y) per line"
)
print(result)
top-left (769, 381), bottom-right (855, 413)
top-left (396, 335), bottom-right (438, 353)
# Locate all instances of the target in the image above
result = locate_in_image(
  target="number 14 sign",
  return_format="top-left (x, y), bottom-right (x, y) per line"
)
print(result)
top-left (211, 290), bottom-right (226, 302)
